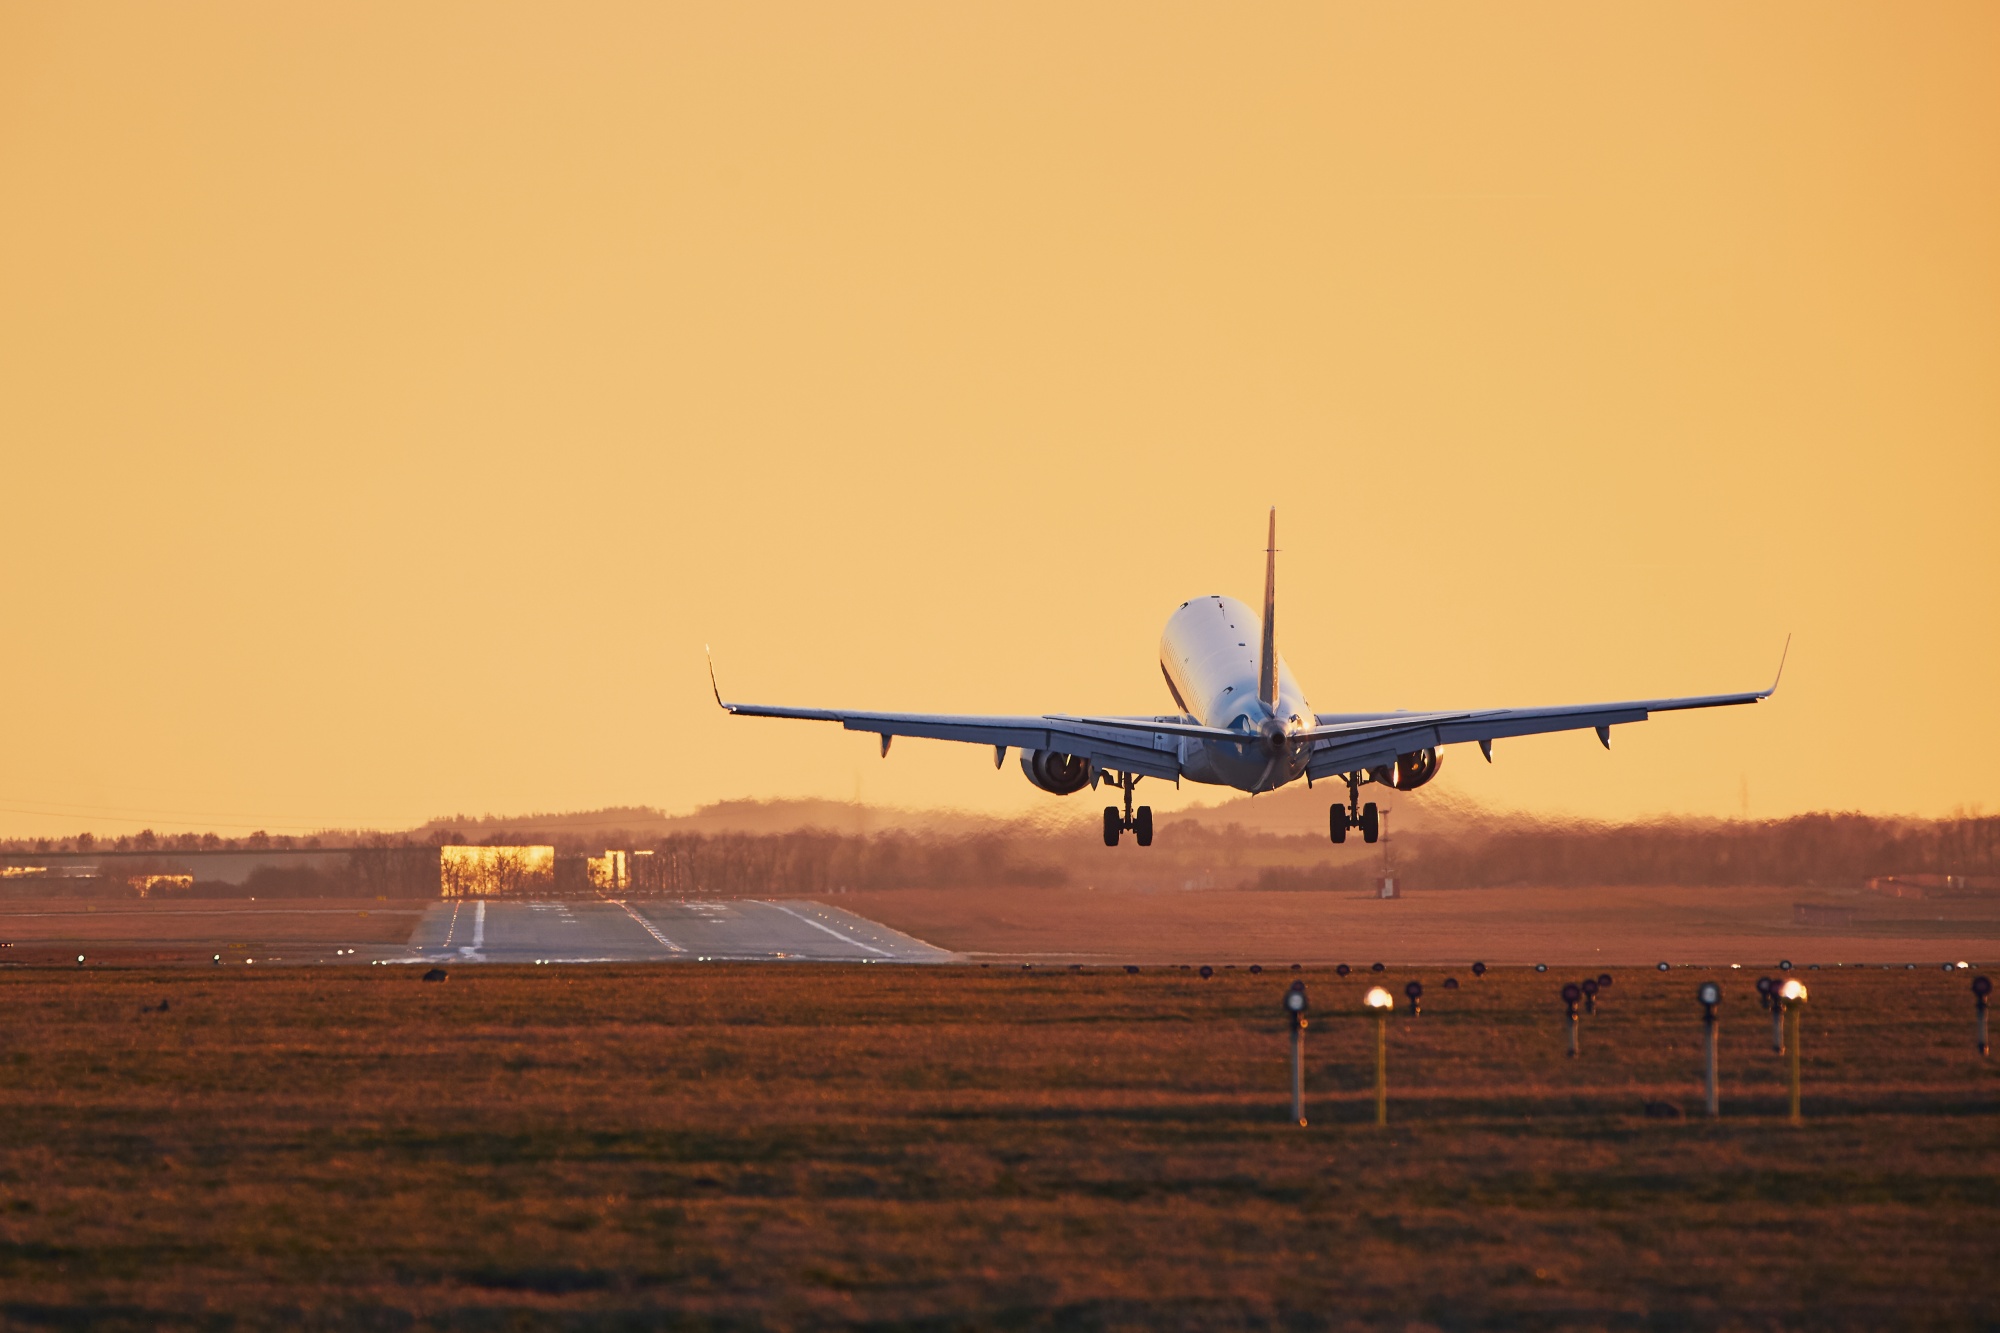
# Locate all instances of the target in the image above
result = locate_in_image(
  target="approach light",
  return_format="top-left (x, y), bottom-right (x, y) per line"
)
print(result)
top-left (1975, 975), bottom-right (1992, 1056)
top-left (1371, 962), bottom-right (1386, 973)
top-left (1958, 961), bottom-right (1971, 970)
top-left (1535, 963), bottom-right (1548, 973)
top-left (1778, 979), bottom-right (1808, 1122)
top-left (1365, 986), bottom-right (1393, 1125)
top-left (76, 954), bottom-right (84, 967)
top-left (1657, 962), bottom-right (1671, 971)
top-left (1472, 961), bottom-right (1487, 978)
top-left (212, 955), bottom-right (221, 965)
top-left (1696, 982), bottom-right (1722, 1117)
top-left (1597, 974), bottom-right (1613, 988)
top-left (1283, 982), bottom-right (1310, 1125)
top-left (1443, 977), bottom-right (1459, 990)
top-left (1124, 965), bottom-right (1139, 974)
top-left (1199, 965), bottom-right (1213, 980)
top-left (1336, 964), bottom-right (1351, 977)
top-left (1249, 964), bottom-right (1263, 975)
top-left (1941, 962), bottom-right (1955, 972)
top-left (1562, 983), bottom-right (1582, 1006)
top-left (1560, 983), bottom-right (1582, 1057)
top-left (1291, 963), bottom-right (1302, 972)
top-left (1780, 960), bottom-right (1793, 971)
top-left (1404, 980), bottom-right (1423, 1016)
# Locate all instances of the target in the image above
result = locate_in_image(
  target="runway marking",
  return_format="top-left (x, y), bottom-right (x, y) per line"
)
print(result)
top-left (757, 901), bottom-right (893, 957)
top-left (613, 901), bottom-right (685, 953)
top-left (441, 901), bottom-right (462, 949)
top-left (458, 900), bottom-right (486, 960)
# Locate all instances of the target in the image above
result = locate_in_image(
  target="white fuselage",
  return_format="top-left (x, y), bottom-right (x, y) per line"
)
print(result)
top-left (1159, 595), bottom-right (1314, 792)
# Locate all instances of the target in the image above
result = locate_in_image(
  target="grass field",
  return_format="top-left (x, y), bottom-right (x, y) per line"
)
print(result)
top-left (1, 962), bottom-right (1995, 1329)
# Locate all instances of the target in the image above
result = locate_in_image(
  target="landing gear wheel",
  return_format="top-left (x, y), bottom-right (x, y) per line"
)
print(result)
top-left (1329, 805), bottom-right (1348, 844)
top-left (1134, 806), bottom-right (1153, 847)
top-left (1102, 806), bottom-right (1122, 847)
top-left (1359, 802), bottom-right (1380, 844)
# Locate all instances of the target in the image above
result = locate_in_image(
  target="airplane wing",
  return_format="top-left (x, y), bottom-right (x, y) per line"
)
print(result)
top-left (1301, 642), bottom-right (1787, 781)
top-left (709, 660), bottom-right (1190, 782)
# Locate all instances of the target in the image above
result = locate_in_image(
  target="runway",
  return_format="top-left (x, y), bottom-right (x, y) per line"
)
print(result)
top-left (393, 898), bottom-right (957, 965)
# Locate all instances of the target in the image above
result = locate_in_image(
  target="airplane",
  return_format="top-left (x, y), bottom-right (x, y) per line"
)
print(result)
top-left (712, 510), bottom-right (1785, 848)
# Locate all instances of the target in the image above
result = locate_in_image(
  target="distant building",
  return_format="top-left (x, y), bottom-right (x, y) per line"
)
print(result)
top-left (587, 850), bottom-right (628, 892)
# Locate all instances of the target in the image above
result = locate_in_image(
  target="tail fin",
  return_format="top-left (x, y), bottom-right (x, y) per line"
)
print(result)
top-left (1258, 507), bottom-right (1278, 708)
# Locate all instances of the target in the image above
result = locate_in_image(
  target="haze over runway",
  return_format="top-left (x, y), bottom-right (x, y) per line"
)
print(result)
top-left (399, 898), bottom-right (956, 965)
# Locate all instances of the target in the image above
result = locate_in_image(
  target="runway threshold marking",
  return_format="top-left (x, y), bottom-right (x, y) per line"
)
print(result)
top-left (613, 901), bottom-right (686, 953)
top-left (757, 901), bottom-right (894, 957)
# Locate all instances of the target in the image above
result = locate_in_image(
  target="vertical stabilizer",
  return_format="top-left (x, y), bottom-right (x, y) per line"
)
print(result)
top-left (1259, 508), bottom-right (1278, 708)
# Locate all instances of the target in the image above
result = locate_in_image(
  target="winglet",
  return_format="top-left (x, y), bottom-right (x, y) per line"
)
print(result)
top-left (1258, 507), bottom-right (1279, 708)
top-left (1767, 634), bottom-right (1791, 696)
top-left (706, 645), bottom-right (731, 712)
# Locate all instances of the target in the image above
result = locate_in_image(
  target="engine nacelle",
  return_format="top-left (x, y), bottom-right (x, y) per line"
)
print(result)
top-left (1019, 749), bottom-right (1092, 796)
top-left (1367, 748), bottom-right (1443, 792)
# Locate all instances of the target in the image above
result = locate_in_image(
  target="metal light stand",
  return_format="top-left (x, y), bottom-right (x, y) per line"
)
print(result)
top-left (1780, 981), bottom-right (1809, 1124)
top-left (1698, 982), bottom-right (1721, 1118)
top-left (1284, 982), bottom-right (1309, 1127)
top-left (1975, 976), bottom-right (1992, 1057)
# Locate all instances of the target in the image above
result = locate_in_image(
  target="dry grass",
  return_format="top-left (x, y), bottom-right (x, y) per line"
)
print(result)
top-left (840, 883), bottom-right (2000, 966)
top-left (0, 963), bottom-right (1994, 1329)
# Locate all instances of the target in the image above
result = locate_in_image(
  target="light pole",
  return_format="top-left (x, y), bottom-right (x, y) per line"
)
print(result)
top-left (1698, 981), bottom-right (1721, 1118)
top-left (1405, 980), bottom-right (1423, 1017)
top-left (1364, 985), bottom-right (1393, 1125)
top-left (1283, 981), bottom-right (1309, 1127)
top-left (1780, 979), bottom-right (1808, 1124)
top-left (1973, 975), bottom-right (1991, 1057)
top-left (1757, 977), bottom-right (1783, 1053)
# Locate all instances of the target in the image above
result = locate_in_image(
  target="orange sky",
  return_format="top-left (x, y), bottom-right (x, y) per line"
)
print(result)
top-left (1, 3), bottom-right (1995, 837)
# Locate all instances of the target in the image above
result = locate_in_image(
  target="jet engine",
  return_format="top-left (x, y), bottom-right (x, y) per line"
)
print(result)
top-left (1019, 749), bottom-right (1092, 795)
top-left (1368, 748), bottom-right (1443, 792)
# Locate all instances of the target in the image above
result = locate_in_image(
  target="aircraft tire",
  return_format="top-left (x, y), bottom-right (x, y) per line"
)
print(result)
top-left (1330, 807), bottom-right (1347, 844)
top-left (1134, 806), bottom-right (1153, 846)
top-left (1360, 802), bottom-right (1380, 844)
top-left (1102, 806), bottom-right (1122, 846)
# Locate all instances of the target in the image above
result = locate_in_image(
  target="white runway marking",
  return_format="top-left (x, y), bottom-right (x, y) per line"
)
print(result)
top-left (758, 901), bottom-right (893, 957)
top-left (458, 900), bottom-right (486, 959)
top-left (615, 901), bottom-right (685, 952)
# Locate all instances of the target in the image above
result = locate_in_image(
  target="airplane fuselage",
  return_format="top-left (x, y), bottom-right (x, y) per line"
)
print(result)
top-left (1160, 595), bottom-right (1314, 792)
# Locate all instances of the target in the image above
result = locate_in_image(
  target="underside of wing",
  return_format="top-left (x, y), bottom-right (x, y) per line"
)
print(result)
top-left (1304, 678), bottom-right (1781, 782)
top-left (713, 697), bottom-right (1189, 782)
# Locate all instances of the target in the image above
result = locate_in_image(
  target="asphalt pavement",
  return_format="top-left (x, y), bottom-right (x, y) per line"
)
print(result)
top-left (389, 898), bottom-right (956, 965)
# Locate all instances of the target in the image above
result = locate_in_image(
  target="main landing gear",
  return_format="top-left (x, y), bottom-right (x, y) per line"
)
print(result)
top-left (1330, 772), bottom-right (1379, 844)
top-left (1102, 771), bottom-right (1153, 847)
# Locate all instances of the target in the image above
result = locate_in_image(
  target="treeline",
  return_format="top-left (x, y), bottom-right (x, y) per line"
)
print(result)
top-left (6, 810), bottom-right (1996, 896)
top-left (631, 831), bottom-right (1069, 895)
top-left (1254, 811), bottom-right (2000, 892)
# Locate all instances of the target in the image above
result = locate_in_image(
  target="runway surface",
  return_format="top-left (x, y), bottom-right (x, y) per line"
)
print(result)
top-left (393, 899), bottom-right (957, 965)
